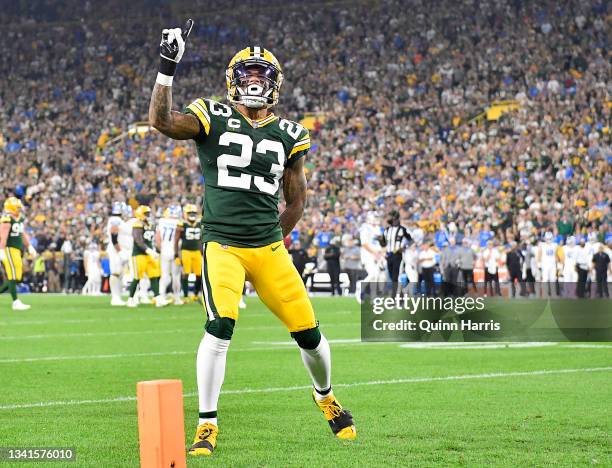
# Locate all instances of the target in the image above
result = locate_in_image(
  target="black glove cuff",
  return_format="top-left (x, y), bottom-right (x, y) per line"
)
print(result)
top-left (159, 56), bottom-right (177, 76)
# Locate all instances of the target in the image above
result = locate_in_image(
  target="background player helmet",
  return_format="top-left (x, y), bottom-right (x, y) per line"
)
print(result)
top-left (184, 204), bottom-right (198, 222)
top-left (168, 204), bottom-right (182, 219)
top-left (566, 236), bottom-right (576, 246)
top-left (3, 197), bottom-right (23, 217)
top-left (226, 46), bottom-right (283, 109)
top-left (544, 231), bottom-right (553, 241)
top-left (135, 205), bottom-right (152, 222)
top-left (366, 211), bottom-right (379, 226)
top-left (122, 203), bottom-right (133, 218)
top-left (111, 201), bottom-right (123, 216)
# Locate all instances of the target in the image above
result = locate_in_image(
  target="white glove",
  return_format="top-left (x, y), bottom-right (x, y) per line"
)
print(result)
top-left (160, 28), bottom-right (186, 64)
top-left (28, 245), bottom-right (37, 257)
top-left (146, 248), bottom-right (160, 260)
top-left (0, 249), bottom-right (5, 262)
top-left (157, 19), bottom-right (193, 86)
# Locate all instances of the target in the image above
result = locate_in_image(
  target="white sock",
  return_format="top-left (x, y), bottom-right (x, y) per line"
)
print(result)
top-left (109, 275), bottom-right (120, 299)
top-left (197, 332), bottom-right (230, 426)
top-left (299, 334), bottom-right (332, 401)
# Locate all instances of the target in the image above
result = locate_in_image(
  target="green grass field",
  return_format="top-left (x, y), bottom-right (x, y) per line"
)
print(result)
top-left (1, 295), bottom-right (610, 467)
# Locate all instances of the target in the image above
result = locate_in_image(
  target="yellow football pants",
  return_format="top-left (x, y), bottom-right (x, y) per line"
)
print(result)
top-left (1, 247), bottom-right (22, 281)
top-left (131, 254), bottom-right (161, 280)
top-left (202, 241), bottom-right (316, 332)
top-left (181, 249), bottom-right (202, 276)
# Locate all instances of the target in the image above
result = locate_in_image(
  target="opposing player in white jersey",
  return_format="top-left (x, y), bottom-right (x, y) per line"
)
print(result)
top-left (355, 212), bottom-right (385, 302)
top-left (107, 201), bottom-right (126, 305)
top-left (537, 231), bottom-right (558, 297)
top-left (560, 236), bottom-right (578, 296)
top-left (82, 241), bottom-right (102, 295)
top-left (156, 205), bottom-right (183, 305)
top-left (118, 203), bottom-right (135, 274)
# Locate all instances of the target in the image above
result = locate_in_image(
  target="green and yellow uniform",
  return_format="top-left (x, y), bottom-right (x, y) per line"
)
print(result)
top-left (131, 220), bottom-right (160, 280)
top-left (184, 98), bottom-right (315, 331)
top-left (1, 214), bottom-right (24, 280)
top-left (180, 219), bottom-right (203, 275)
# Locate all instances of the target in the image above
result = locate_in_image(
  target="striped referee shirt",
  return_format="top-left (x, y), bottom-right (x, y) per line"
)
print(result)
top-left (383, 225), bottom-right (411, 254)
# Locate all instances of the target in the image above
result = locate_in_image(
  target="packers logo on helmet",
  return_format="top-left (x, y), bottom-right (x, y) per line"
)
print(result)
top-left (226, 46), bottom-right (283, 109)
top-left (3, 197), bottom-right (23, 217)
top-left (184, 203), bottom-right (198, 222)
top-left (135, 205), bottom-right (152, 222)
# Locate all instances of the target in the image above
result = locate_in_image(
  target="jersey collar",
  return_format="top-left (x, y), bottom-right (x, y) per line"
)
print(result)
top-left (235, 108), bottom-right (278, 129)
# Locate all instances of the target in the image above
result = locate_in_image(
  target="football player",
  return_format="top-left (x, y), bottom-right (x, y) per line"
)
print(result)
top-left (356, 211), bottom-right (386, 303)
top-left (157, 205), bottom-right (183, 305)
top-left (537, 231), bottom-right (558, 297)
top-left (0, 197), bottom-right (37, 310)
top-left (180, 204), bottom-right (203, 301)
top-left (106, 201), bottom-right (127, 306)
top-left (82, 241), bottom-right (102, 296)
top-left (126, 205), bottom-right (166, 308)
top-left (149, 24), bottom-right (356, 456)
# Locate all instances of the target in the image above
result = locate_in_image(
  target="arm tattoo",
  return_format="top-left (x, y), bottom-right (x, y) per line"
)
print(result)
top-left (148, 83), bottom-right (199, 140)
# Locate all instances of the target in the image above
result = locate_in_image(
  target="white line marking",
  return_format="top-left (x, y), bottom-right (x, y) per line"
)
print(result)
top-left (0, 309), bottom-right (356, 327)
top-left (0, 322), bottom-right (354, 340)
top-left (1, 367), bottom-right (609, 410)
top-left (399, 342), bottom-right (558, 350)
top-left (561, 344), bottom-right (612, 349)
top-left (0, 342), bottom-right (384, 363)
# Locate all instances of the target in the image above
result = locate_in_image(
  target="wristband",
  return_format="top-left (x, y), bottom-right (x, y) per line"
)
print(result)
top-left (156, 72), bottom-right (174, 87)
top-left (159, 55), bottom-right (177, 76)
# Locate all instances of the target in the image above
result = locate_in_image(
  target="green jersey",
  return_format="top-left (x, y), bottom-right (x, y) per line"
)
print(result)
top-left (184, 98), bottom-right (310, 247)
top-left (180, 219), bottom-right (202, 251)
top-left (1, 214), bottom-right (24, 250)
top-left (132, 220), bottom-right (155, 256)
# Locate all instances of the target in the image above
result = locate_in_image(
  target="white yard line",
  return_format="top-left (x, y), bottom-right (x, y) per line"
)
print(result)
top-left (0, 322), bottom-right (354, 340)
top-left (1, 367), bottom-right (610, 411)
top-left (0, 341), bottom-right (380, 363)
top-left (0, 309), bottom-right (356, 327)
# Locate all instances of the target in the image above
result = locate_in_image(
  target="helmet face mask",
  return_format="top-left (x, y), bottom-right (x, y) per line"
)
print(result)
top-left (226, 47), bottom-right (283, 109)
top-left (184, 204), bottom-right (198, 222)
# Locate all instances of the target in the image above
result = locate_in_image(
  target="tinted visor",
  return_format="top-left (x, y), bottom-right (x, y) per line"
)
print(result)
top-left (233, 61), bottom-right (279, 89)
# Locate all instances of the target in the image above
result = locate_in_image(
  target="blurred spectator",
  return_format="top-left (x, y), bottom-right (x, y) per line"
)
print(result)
top-left (592, 245), bottom-right (610, 298)
top-left (324, 238), bottom-right (342, 296)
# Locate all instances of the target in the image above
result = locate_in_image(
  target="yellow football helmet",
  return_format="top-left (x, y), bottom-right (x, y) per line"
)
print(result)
top-left (226, 46), bottom-right (283, 109)
top-left (3, 197), bottom-right (23, 217)
top-left (183, 204), bottom-right (198, 222)
top-left (135, 205), bottom-right (151, 222)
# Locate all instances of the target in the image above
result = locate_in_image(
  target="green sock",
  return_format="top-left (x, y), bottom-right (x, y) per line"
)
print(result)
top-left (129, 280), bottom-right (139, 298)
top-left (195, 276), bottom-right (202, 296)
top-left (8, 280), bottom-right (17, 301)
top-left (182, 276), bottom-right (189, 297)
top-left (151, 277), bottom-right (160, 296)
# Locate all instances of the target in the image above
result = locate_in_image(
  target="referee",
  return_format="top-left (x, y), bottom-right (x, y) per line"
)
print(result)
top-left (381, 210), bottom-right (411, 295)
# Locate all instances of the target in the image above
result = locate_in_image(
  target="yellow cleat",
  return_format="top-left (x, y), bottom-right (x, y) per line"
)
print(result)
top-left (312, 390), bottom-right (356, 440)
top-left (188, 422), bottom-right (218, 456)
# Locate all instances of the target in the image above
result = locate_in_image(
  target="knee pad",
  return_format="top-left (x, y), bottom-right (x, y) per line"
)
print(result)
top-left (205, 317), bottom-right (235, 340)
top-left (291, 326), bottom-right (321, 350)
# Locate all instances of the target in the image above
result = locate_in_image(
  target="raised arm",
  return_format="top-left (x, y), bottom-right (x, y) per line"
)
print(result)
top-left (280, 157), bottom-right (307, 238)
top-left (149, 21), bottom-right (199, 140)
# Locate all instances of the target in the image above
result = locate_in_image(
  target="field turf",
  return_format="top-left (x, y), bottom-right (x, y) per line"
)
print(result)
top-left (0, 295), bottom-right (610, 467)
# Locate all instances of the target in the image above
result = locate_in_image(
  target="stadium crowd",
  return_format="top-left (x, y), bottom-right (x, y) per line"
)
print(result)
top-left (0, 0), bottom-right (610, 297)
